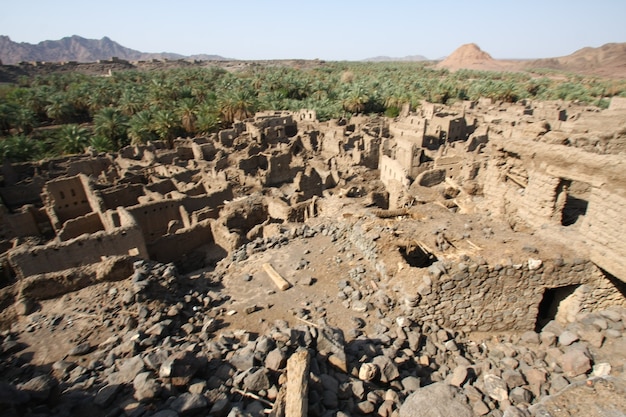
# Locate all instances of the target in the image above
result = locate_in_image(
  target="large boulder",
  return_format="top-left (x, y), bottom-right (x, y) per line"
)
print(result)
top-left (399, 382), bottom-right (474, 417)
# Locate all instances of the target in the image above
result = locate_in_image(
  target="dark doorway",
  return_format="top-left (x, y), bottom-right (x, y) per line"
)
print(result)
top-left (562, 195), bottom-right (588, 226)
top-left (399, 242), bottom-right (437, 268)
top-left (535, 285), bottom-right (579, 331)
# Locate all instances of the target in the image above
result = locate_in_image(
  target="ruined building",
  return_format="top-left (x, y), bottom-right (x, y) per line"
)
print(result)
top-left (1, 99), bottom-right (625, 332)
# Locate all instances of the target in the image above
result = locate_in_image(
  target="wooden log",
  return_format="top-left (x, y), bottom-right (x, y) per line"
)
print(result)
top-left (285, 349), bottom-right (311, 417)
top-left (262, 263), bottom-right (292, 291)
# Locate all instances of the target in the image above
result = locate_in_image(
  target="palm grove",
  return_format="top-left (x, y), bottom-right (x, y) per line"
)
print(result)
top-left (1, 62), bottom-right (624, 162)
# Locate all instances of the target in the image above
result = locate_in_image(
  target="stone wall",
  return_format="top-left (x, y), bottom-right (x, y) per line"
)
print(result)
top-left (126, 199), bottom-right (187, 243)
top-left (405, 258), bottom-right (625, 332)
top-left (8, 225), bottom-right (148, 279)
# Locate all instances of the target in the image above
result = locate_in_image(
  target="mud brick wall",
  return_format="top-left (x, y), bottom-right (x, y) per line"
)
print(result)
top-left (579, 187), bottom-right (626, 280)
top-left (8, 226), bottom-right (148, 279)
top-left (126, 199), bottom-right (186, 243)
top-left (147, 221), bottom-right (213, 263)
top-left (515, 170), bottom-right (559, 225)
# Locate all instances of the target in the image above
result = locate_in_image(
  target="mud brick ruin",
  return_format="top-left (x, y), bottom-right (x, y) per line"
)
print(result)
top-left (1, 99), bottom-right (625, 333)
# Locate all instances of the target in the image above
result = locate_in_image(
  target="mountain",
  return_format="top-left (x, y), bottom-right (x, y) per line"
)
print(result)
top-left (436, 42), bottom-right (626, 78)
top-left (0, 35), bottom-right (228, 64)
top-left (436, 43), bottom-right (511, 72)
top-left (524, 43), bottom-right (626, 78)
top-left (363, 55), bottom-right (428, 62)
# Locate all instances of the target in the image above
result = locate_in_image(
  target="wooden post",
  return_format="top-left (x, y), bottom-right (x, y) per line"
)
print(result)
top-left (263, 263), bottom-right (292, 291)
top-left (285, 349), bottom-right (311, 417)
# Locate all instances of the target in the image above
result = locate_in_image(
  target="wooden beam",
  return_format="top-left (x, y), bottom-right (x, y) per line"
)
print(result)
top-left (285, 349), bottom-right (311, 417)
top-left (263, 263), bottom-right (292, 291)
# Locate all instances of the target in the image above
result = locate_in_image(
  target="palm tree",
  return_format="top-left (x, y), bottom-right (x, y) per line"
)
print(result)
top-left (45, 94), bottom-right (74, 124)
top-left (128, 110), bottom-right (158, 145)
top-left (342, 84), bottom-right (369, 114)
top-left (0, 135), bottom-right (41, 162)
top-left (152, 109), bottom-right (181, 147)
top-left (177, 98), bottom-right (198, 135)
top-left (57, 124), bottom-right (90, 154)
top-left (93, 107), bottom-right (129, 149)
top-left (89, 136), bottom-right (114, 153)
top-left (195, 103), bottom-right (220, 135)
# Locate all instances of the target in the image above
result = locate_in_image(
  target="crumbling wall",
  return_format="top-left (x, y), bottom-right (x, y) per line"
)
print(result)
top-left (8, 224), bottom-right (147, 279)
top-left (42, 174), bottom-right (94, 230)
top-left (126, 199), bottom-right (187, 243)
top-left (404, 258), bottom-right (625, 332)
top-left (57, 211), bottom-right (104, 241)
top-left (147, 220), bottom-right (214, 263)
top-left (99, 183), bottom-right (144, 210)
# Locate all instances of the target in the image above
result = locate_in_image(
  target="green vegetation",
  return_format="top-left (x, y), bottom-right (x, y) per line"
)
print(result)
top-left (1, 62), bottom-right (625, 162)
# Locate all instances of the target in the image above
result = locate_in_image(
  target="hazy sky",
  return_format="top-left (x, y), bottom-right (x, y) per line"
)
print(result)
top-left (2, 0), bottom-right (625, 60)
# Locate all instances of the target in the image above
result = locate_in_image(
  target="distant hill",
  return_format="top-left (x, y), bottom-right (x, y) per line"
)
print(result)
top-left (0, 35), bottom-right (228, 64)
top-left (524, 43), bottom-right (626, 78)
top-left (435, 42), bottom-right (626, 78)
top-left (363, 55), bottom-right (428, 62)
top-left (436, 43), bottom-right (514, 72)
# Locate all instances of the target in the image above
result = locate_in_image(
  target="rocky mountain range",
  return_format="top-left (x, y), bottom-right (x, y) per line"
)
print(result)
top-left (0, 35), bottom-right (227, 64)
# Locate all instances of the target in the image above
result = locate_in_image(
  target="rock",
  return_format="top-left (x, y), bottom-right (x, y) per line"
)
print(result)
top-left (483, 374), bottom-right (509, 402)
top-left (109, 355), bottom-right (145, 384)
top-left (592, 362), bottom-right (611, 377)
top-left (317, 324), bottom-right (347, 372)
top-left (94, 384), bottom-right (122, 407)
top-left (243, 368), bottom-right (270, 392)
top-left (558, 331), bottom-right (579, 346)
top-left (68, 342), bottom-right (91, 356)
top-left (159, 351), bottom-right (201, 386)
top-left (472, 400), bottom-right (491, 416)
top-left (509, 387), bottom-right (532, 404)
top-left (356, 399), bottom-right (376, 414)
top-left (0, 381), bottom-right (29, 405)
top-left (372, 355), bottom-right (400, 383)
top-left (171, 393), bottom-right (207, 415)
top-left (503, 406), bottom-right (530, 417)
top-left (265, 348), bottom-right (286, 371)
top-left (559, 349), bottom-right (591, 377)
top-left (502, 369), bottom-right (526, 389)
top-left (358, 363), bottom-right (378, 381)
top-left (209, 398), bottom-right (231, 417)
top-left (578, 328), bottom-right (604, 348)
top-left (230, 346), bottom-right (256, 371)
top-left (133, 372), bottom-right (161, 402)
top-left (399, 382), bottom-right (473, 417)
top-left (401, 376), bottom-right (421, 392)
top-left (520, 331), bottom-right (540, 345)
top-left (448, 366), bottom-right (469, 387)
top-left (18, 374), bottom-right (56, 401)
top-left (351, 380), bottom-right (366, 400)
top-left (149, 411), bottom-right (179, 417)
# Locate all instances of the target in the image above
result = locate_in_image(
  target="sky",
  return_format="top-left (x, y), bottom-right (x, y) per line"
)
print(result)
top-left (2, 0), bottom-right (625, 61)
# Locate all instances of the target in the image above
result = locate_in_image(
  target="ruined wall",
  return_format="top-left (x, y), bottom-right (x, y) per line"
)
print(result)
top-left (126, 199), bottom-right (185, 243)
top-left (99, 184), bottom-right (144, 210)
top-left (57, 211), bottom-right (104, 241)
top-left (147, 221), bottom-right (213, 263)
top-left (404, 258), bottom-right (625, 332)
top-left (263, 152), bottom-right (295, 186)
top-left (579, 187), bottom-right (626, 281)
top-left (380, 156), bottom-right (410, 189)
top-left (8, 225), bottom-right (147, 279)
top-left (43, 175), bottom-right (93, 230)
top-left (0, 178), bottom-right (45, 211)
top-left (482, 137), bottom-right (626, 282)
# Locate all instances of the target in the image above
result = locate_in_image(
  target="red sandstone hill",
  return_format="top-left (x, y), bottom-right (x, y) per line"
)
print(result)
top-left (437, 42), bottom-right (626, 78)
top-left (524, 43), bottom-right (626, 78)
top-left (436, 43), bottom-right (516, 72)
